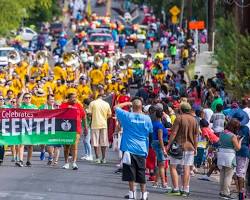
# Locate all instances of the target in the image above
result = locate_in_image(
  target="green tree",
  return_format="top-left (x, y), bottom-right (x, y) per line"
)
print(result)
top-left (215, 17), bottom-right (250, 97)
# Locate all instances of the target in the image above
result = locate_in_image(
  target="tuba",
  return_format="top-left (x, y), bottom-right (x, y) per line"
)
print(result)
top-left (35, 50), bottom-right (47, 65)
top-left (7, 50), bottom-right (21, 65)
top-left (116, 58), bottom-right (127, 70)
top-left (124, 54), bottom-right (134, 67)
top-left (63, 51), bottom-right (80, 69)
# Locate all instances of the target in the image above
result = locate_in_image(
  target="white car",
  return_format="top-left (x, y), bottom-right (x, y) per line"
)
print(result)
top-left (0, 47), bottom-right (18, 67)
top-left (19, 27), bottom-right (37, 41)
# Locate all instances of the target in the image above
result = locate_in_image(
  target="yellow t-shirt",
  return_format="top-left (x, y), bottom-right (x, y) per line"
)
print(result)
top-left (54, 85), bottom-right (67, 102)
top-left (31, 96), bottom-right (47, 107)
top-left (0, 86), bottom-right (7, 97)
top-left (89, 69), bottom-right (104, 85)
top-left (77, 85), bottom-right (92, 102)
top-left (89, 98), bottom-right (112, 129)
top-left (27, 82), bottom-right (37, 92)
top-left (101, 63), bottom-right (109, 74)
top-left (66, 67), bottom-right (75, 82)
top-left (54, 66), bottom-right (67, 81)
top-left (107, 83), bottom-right (118, 93)
top-left (66, 87), bottom-right (78, 97)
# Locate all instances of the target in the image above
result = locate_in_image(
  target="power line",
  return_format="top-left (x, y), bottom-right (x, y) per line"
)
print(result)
top-left (224, 0), bottom-right (250, 8)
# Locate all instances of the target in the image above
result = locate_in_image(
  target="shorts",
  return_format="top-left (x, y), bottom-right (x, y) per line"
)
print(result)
top-left (122, 154), bottom-right (146, 184)
top-left (236, 156), bottom-right (249, 178)
top-left (91, 128), bottom-right (109, 147)
top-left (169, 151), bottom-right (194, 166)
top-left (151, 141), bottom-right (166, 162)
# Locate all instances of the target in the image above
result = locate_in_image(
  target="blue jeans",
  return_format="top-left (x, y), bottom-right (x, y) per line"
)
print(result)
top-left (0, 145), bottom-right (4, 161)
top-left (83, 129), bottom-right (92, 157)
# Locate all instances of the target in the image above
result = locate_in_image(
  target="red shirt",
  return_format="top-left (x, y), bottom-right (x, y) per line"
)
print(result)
top-left (117, 95), bottom-right (130, 111)
top-left (60, 102), bottom-right (85, 134)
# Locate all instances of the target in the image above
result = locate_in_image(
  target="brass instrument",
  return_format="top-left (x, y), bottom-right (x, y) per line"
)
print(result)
top-left (7, 50), bottom-right (21, 65)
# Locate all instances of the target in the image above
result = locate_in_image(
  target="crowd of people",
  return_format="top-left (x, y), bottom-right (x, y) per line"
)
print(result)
top-left (1, 1), bottom-right (250, 200)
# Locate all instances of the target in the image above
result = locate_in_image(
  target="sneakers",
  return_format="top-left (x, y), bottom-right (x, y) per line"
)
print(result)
top-left (124, 191), bottom-right (135, 199)
top-left (72, 162), bottom-right (78, 170)
top-left (101, 159), bottom-right (106, 164)
top-left (139, 192), bottom-right (149, 200)
top-left (80, 155), bottom-right (87, 160)
top-left (114, 168), bottom-right (122, 174)
top-left (181, 191), bottom-right (190, 197)
top-left (95, 159), bottom-right (101, 164)
top-left (199, 175), bottom-right (210, 181)
top-left (40, 151), bottom-right (45, 161)
top-left (161, 185), bottom-right (172, 191)
top-left (15, 160), bottom-right (24, 167)
top-left (62, 163), bottom-right (70, 169)
top-left (26, 161), bottom-right (32, 167)
top-left (219, 193), bottom-right (236, 199)
top-left (169, 189), bottom-right (181, 196)
top-left (85, 156), bottom-right (93, 161)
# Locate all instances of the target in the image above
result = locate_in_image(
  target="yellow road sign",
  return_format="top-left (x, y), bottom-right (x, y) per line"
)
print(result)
top-left (172, 16), bottom-right (178, 24)
top-left (169, 6), bottom-right (180, 16)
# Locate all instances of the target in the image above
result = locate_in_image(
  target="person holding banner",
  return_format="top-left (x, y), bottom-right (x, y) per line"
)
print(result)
top-left (16, 92), bottom-right (38, 167)
top-left (60, 93), bottom-right (87, 170)
top-left (39, 94), bottom-right (61, 166)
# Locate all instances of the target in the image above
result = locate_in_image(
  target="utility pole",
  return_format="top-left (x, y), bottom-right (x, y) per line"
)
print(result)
top-left (208, 0), bottom-right (215, 51)
top-left (180, 0), bottom-right (185, 29)
top-left (106, 0), bottom-right (112, 16)
top-left (187, 0), bottom-right (193, 38)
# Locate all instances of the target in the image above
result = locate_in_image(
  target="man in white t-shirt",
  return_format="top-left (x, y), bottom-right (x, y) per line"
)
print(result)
top-left (243, 99), bottom-right (250, 130)
top-left (203, 102), bottom-right (214, 127)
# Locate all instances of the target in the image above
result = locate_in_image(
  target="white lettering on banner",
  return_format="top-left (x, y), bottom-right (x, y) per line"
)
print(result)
top-left (1, 110), bottom-right (33, 119)
top-left (1, 118), bottom-right (57, 136)
top-left (34, 118), bottom-right (44, 135)
top-left (21, 118), bottom-right (33, 135)
top-left (44, 118), bottom-right (55, 135)
top-left (2, 119), bottom-right (10, 136)
top-left (12, 118), bottom-right (20, 136)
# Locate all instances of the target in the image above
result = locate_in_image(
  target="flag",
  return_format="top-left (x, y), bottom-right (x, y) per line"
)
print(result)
top-left (86, 0), bottom-right (92, 17)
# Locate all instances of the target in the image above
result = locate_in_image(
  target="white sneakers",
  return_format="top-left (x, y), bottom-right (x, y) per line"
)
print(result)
top-left (124, 191), bottom-right (149, 200)
top-left (62, 162), bottom-right (78, 170)
top-left (80, 155), bottom-right (93, 161)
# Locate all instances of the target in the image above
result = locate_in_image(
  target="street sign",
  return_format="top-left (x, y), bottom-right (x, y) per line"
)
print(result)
top-left (172, 16), bottom-right (178, 24)
top-left (169, 6), bottom-right (180, 16)
top-left (189, 21), bottom-right (205, 30)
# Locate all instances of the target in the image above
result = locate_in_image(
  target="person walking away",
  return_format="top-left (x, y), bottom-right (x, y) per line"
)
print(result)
top-left (232, 110), bottom-right (250, 199)
top-left (181, 46), bottom-right (189, 68)
top-left (217, 119), bottom-right (242, 199)
top-left (145, 37), bottom-right (152, 55)
top-left (88, 86), bottom-right (112, 164)
top-left (16, 92), bottom-right (37, 167)
top-left (160, 35), bottom-right (168, 53)
top-left (119, 34), bottom-right (126, 52)
top-left (60, 93), bottom-right (87, 170)
top-left (39, 94), bottom-right (61, 166)
top-left (169, 44), bottom-right (177, 64)
top-left (151, 107), bottom-right (171, 190)
top-left (210, 104), bottom-right (225, 136)
top-left (166, 102), bottom-right (199, 197)
top-left (114, 98), bottom-right (153, 200)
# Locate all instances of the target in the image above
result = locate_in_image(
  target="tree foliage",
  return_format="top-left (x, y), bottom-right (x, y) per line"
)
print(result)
top-left (215, 17), bottom-right (250, 97)
top-left (0, 0), bottom-right (60, 36)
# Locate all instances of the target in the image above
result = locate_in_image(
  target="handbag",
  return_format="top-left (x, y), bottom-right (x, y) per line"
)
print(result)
top-left (168, 142), bottom-right (183, 160)
top-left (168, 115), bottom-right (188, 160)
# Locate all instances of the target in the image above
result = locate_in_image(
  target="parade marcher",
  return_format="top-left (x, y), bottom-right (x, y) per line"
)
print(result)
top-left (16, 92), bottom-right (38, 167)
top-left (115, 98), bottom-right (153, 200)
top-left (88, 85), bottom-right (112, 164)
top-left (39, 94), bottom-right (61, 166)
top-left (60, 93), bottom-right (87, 170)
top-left (217, 119), bottom-right (242, 199)
top-left (166, 102), bottom-right (199, 196)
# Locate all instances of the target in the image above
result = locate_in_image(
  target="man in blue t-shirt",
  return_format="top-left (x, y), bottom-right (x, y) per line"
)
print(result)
top-left (115, 98), bottom-right (153, 200)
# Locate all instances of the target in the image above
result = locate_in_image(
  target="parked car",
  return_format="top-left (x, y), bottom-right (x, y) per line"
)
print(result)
top-left (18, 27), bottom-right (37, 41)
top-left (87, 33), bottom-right (115, 54)
top-left (0, 47), bottom-right (18, 67)
top-left (50, 22), bottom-right (64, 38)
top-left (29, 33), bottom-right (52, 52)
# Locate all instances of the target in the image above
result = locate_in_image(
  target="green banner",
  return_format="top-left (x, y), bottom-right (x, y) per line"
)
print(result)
top-left (0, 108), bottom-right (79, 145)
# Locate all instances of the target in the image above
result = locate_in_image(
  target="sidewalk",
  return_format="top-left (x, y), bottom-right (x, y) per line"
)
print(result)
top-left (194, 44), bottom-right (218, 80)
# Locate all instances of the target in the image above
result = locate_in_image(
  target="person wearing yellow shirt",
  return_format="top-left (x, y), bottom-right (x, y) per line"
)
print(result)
top-left (66, 66), bottom-right (76, 82)
top-left (154, 49), bottom-right (164, 61)
top-left (0, 79), bottom-right (7, 97)
top-left (5, 80), bottom-right (18, 98)
top-left (12, 73), bottom-right (23, 93)
top-left (53, 80), bottom-right (67, 103)
top-left (15, 61), bottom-right (28, 85)
top-left (0, 68), bottom-right (7, 80)
top-left (26, 77), bottom-right (37, 92)
top-left (155, 69), bottom-right (165, 84)
top-left (101, 62), bottom-right (109, 74)
top-left (53, 64), bottom-right (67, 81)
top-left (89, 66), bottom-right (104, 89)
top-left (66, 82), bottom-right (78, 97)
top-left (107, 78), bottom-right (118, 93)
top-left (77, 77), bottom-right (92, 103)
top-left (104, 69), bottom-right (112, 81)
top-left (116, 78), bottom-right (125, 93)
top-left (31, 88), bottom-right (47, 107)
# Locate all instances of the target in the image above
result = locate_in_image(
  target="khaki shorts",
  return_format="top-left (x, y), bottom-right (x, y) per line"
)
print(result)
top-left (91, 128), bottom-right (109, 147)
top-left (169, 151), bottom-right (194, 166)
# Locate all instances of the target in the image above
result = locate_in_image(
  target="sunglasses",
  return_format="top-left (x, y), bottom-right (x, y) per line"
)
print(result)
top-left (24, 96), bottom-right (31, 99)
top-left (11, 101), bottom-right (17, 103)
top-left (0, 98), bottom-right (4, 101)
